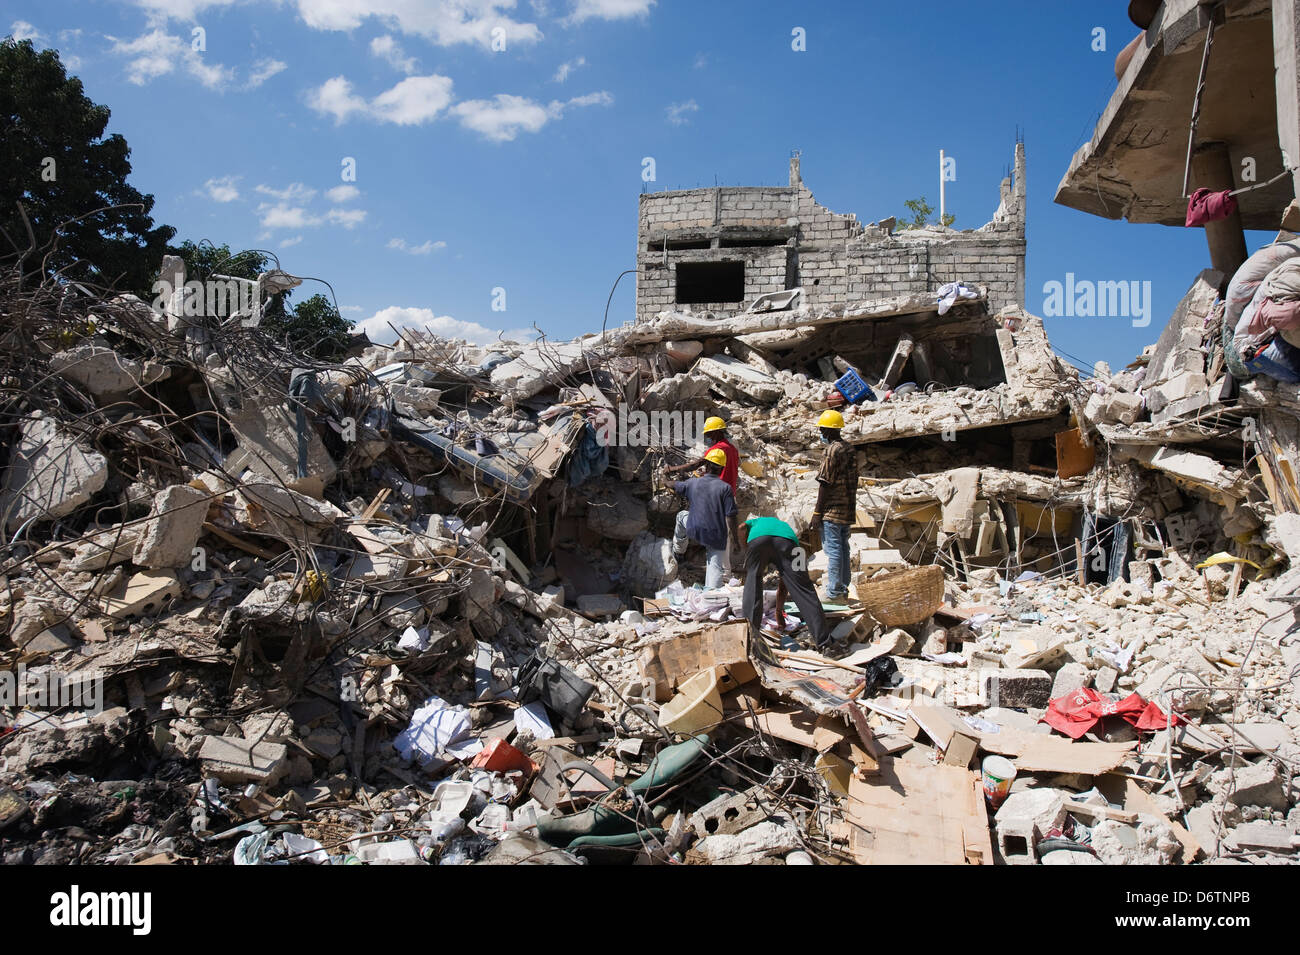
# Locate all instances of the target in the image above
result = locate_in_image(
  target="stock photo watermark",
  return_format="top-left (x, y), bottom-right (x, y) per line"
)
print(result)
top-left (1, 665), bottom-right (104, 715)
top-left (1041, 273), bottom-right (1153, 328)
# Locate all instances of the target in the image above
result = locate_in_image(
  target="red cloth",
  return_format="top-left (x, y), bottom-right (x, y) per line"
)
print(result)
top-left (1185, 188), bottom-right (1238, 227)
top-left (708, 439), bottom-right (740, 494)
top-left (1041, 688), bottom-right (1184, 740)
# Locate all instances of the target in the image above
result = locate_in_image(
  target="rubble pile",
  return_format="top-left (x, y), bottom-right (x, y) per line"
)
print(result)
top-left (0, 240), bottom-right (1297, 867)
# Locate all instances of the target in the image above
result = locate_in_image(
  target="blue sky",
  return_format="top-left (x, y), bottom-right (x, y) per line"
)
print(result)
top-left (6, 1), bottom-right (1281, 370)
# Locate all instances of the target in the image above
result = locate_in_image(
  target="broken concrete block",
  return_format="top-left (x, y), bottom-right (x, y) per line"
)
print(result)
top-left (1094, 665), bottom-right (1119, 694)
top-left (70, 525), bottom-right (143, 572)
top-left (982, 669), bottom-right (1052, 709)
top-left (48, 343), bottom-right (168, 398)
top-left (221, 390), bottom-right (337, 489)
top-left (994, 789), bottom-right (1068, 865)
top-left (102, 570), bottom-right (181, 619)
top-left (198, 734), bottom-right (288, 784)
top-left (1221, 760), bottom-right (1290, 811)
top-left (874, 628), bottom-right (915, 655)
top-left (1090, 815), bottom-right (1180, 865)
top-left (1051, 662), bottom-right (1090, 699)
top-left (0, 415), bottom-right (109, 531)
top-left (621, 532), bottom-right (678, 593)
top-left (133, 485), bottom-right (209, 569)
top-left (696, 819), bottom-right (802, 865)
top-left (1100, 390), bottom-right (1143, 426)
top-left (694, 354), bottom-right (783, 404)
top-left (691, 786), bottom-right (768, 837)
top-left (1225, 822), bottom-right (1298, 853)
top-left (386, 382), bottom-right (441, 413)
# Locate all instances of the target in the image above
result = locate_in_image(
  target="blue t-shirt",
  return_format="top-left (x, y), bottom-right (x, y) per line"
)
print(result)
top-left (674, 476), bottom-right (737, 551)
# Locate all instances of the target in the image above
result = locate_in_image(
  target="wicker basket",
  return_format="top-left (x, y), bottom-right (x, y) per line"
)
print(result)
top-left (855, 565), bottom-right (945, 627)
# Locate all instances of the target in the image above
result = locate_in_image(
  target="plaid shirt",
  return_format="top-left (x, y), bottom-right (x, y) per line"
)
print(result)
top-left (816, 440), bottom-right (858, 524)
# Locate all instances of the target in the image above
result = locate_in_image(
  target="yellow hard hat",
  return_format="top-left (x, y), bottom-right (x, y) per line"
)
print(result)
top-left (704, 448), bottom-right (728, 467)
top-left (702, 416), bottom-right (726, 434)
top-left (818, 409), bottom-right (845, 429)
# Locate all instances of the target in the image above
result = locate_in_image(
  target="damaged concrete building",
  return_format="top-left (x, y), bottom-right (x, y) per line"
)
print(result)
top-left (2, 33), bottom-right (1298, 865)
top-left (636, 145), bottom-right (1027, 322)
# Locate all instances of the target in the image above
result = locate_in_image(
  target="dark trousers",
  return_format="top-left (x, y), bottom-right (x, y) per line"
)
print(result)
top-left (743, 535), bottom-right (829, 645)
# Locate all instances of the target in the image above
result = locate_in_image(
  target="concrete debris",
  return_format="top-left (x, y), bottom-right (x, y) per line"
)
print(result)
top-left (2, 128), bottom-right (1299, 869)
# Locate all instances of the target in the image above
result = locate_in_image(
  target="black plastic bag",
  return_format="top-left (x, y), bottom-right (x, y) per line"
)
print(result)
top-left (515, 650), bottom-right (596, 725)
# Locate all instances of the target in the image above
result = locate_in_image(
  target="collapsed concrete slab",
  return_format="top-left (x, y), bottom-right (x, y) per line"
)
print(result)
top-left (0, 414), bottom-right (109, 531)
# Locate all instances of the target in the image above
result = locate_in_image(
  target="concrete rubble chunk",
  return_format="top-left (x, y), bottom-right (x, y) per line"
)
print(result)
top-left (101, 569), bottom-right (181, 619)
top-left (982, 669), bottom-right (1053, 709)
top-left (133, 485), bottom-right (209, 569)
top-left (0, 415), bottom-right (109, 531)
top-left (1090, 815), bottom-right (1181, 866)
top-left (49, 343), bottom-right (169, 398)
top-left (198, 734), bottom-right (288, 784)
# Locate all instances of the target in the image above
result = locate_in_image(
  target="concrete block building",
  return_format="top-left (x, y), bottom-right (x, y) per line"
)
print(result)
top-left (635, 144), bottom-right (1027, 323)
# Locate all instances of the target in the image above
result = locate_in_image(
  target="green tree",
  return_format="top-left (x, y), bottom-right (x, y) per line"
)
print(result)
top-left (0, 38), bottom-right (175, 293)
top-left (895, 196), bottom-right (955, 231)
top-left (263, 293), bottom-right (352, 361)
top-left (174, 241), bottom-right (352, 358)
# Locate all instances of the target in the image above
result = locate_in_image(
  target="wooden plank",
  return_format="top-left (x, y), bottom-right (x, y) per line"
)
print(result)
top-left (847, 757), bottom-right (990, 865)
top-left (359, 487), bottom-right (391, 522)
top-left (201, 522), bottom-right (279, 560)
top-left (741, 707), bottom-right (821, 748)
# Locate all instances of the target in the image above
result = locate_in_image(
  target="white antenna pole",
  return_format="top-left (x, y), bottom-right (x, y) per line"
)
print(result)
top-left (939, 149), bottom-right (946, 223)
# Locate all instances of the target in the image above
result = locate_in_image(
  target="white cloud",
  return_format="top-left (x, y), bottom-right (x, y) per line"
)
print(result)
top-left (371, 75), bottom-right (455, 124)
top-left (693, 52), bottom-right (708, 70)
top-left (339, 304), bottom-right (365, 315)
top-left (256, 182), bottom-right (366, 231)
top-left (370, 34), bottom-right (418, 74)
top-left (107, 28), bottom-right (250, 90)
top-left (567, 90), bottom-right (612, 108)
top-left (305, 75), bottom-right (368, 122)
top-left (307, 74), bottom-right (454, 125)
top-left (451, 90), bottom-right (610, 142)
top-left (256, 182), bottom-right (317, 201)
top-left (247, 58), bottom-right (287, 88)
top-left (388, 238), bottom-right (447, 255)
top-left (10, 21), bottom-right (44, 42)
top-left (293, 1), bottom-right (543, 50)
top-left (199, 175), bottom-right (241, 202)
top-left (123, 0), bottom-right (546, 49)
top-left (280, 235), bottom-right (304, 248)
top-left (553, 55), bottom-right (585, 83)
top-left (665, 99), bottom-right (698, 126)
top-left (357, 306), bottom-right (534, 345)
top-left (451, 95), bottom-right (551, 142)
top-left (566, 0), bottom-right (654, 25)
top-left (259, 204), bottom-right (321, 230)
top-left (327, 208), bottom-right (367, 228)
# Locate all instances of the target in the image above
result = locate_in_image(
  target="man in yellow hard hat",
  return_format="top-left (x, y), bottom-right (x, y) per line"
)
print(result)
top-left (811, 408), bottom-right (857, 603)
top-left (664, 415), bottom-right (739, 495)
top-left (663, 447), bottom-right (742, 590)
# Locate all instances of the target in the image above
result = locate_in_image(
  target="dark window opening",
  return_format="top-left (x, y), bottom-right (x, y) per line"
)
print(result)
top-left (649, 239), bottom-right (712, 252)
top-left (719, 237), bottom-right (786, 248)
top-left (676, 261), bottom-right (745, 304)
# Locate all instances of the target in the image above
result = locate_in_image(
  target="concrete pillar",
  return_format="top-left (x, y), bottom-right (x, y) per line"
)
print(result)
top-left (1191, 142), bottom-right (1248, 276)
top-left (1273, 0), bottom-right (1300, 200)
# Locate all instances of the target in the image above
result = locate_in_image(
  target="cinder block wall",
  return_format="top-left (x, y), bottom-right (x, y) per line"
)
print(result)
top-left (635, 144), bottom-right (1027, 323)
